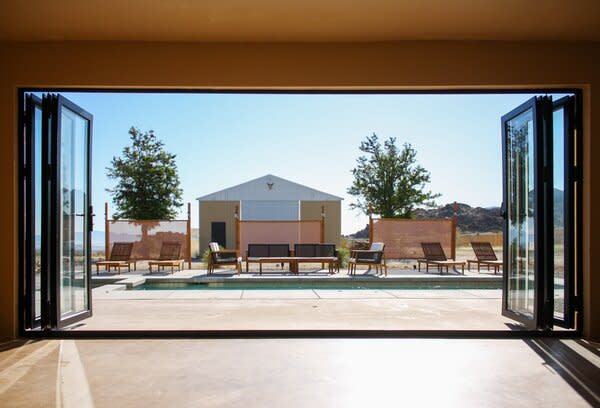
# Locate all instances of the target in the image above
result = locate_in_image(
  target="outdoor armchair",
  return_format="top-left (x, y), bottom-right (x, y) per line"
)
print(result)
top-left (207, 242), bottom-right (242, 275)
top-left (348, 242), bottom-right (387, 276)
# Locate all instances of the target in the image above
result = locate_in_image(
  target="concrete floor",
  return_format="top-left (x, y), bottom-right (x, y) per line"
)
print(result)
top-left (1, 338), bottom-right (598, 407)
top-left (82, 289), bottom-right (512, 330)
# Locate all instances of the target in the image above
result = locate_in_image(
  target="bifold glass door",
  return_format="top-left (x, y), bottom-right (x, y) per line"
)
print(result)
top-left (22, 93), bottom-right (93, 330)
top-left (501, 95), bottom-right (579, 330)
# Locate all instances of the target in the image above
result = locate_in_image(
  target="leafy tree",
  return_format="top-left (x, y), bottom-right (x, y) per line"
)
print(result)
top-left (348, 133), bottom-right (440, 218)
top-left (107, 127), bottom-right (183, 220)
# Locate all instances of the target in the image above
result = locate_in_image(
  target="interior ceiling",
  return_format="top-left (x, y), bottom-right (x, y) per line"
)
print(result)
top-left (1, 0), bottom-right (599, 42)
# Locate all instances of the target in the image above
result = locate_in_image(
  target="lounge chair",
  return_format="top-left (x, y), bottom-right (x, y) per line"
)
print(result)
top-left (467, 242), bottom-right (502, 274)
top-left (95, 242), bottom-right (136, 274)
top-left (148, 242), bottom-right (185, 274)
top-left (207, 242), bottom-right (242, 275)
top-left (348, 242), bottom-right (387, 276)
top-left (419, 242), bottom-right (465, 275)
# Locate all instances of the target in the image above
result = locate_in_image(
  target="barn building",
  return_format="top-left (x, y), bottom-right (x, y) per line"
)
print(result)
top-left (196, 174), bottom-right (342, 253)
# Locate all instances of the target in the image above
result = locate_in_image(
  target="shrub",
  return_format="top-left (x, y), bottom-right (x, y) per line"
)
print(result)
top-left (201, 244), bottom-right (224, 263)
top-left (337, 247), bottom-right (350, 268)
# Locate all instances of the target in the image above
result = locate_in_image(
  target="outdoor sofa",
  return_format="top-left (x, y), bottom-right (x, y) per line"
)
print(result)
top-left (245, 244), bottom-right (291, 273)
top-left (293, 243), bottom-right (340, 274)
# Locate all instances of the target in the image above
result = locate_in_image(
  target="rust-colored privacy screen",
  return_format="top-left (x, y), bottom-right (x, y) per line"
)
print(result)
top-left (239, 221), bottom-right (321, 257)
top-left (108, 220), bottom-right (189, 261)
top-left (372, 218), bottom-right (454, 259)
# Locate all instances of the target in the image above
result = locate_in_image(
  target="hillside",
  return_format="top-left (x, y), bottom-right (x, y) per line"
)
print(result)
top-left (349, 202), bottom-right (503, 238)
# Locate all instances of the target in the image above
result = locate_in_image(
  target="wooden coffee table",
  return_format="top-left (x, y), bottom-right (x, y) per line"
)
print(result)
top-left (257, 257), bottom-right (339, 274)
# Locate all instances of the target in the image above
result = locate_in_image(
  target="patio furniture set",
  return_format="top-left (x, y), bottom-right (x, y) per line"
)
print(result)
top-left (96, 241), bottom-right (186, 275)
top-left (417, 241), bottom-right (502, 275)
top-left (207, 243), bottom-right (341, 275)
top-left (96, 240), bottom-right (502, 276)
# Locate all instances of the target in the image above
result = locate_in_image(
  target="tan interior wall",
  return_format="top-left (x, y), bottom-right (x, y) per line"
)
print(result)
top-left (0, 41), bottom-right (597, 339)
top-left (199, 201), bottom-right (238, 254)
top-left (300, 201), bottom-right (341, 245)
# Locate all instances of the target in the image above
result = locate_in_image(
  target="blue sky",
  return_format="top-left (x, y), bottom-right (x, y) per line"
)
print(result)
top-left (58, 92), bottom-right (561, 235)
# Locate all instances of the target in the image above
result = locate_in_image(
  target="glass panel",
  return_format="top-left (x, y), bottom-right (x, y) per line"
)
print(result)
top-left (34, 105), bottom-right (42, 319)
top-left (59, 106), bottom-right (89, 318)
top-left (553, 108), bottom-right (565, 319)
top-left (506, 108), bottom-right (535, 318)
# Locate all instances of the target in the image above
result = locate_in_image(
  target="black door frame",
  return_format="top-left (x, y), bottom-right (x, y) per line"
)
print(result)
top-left (21, 93), bottom-right (94, 331)
top-left (17, 87), bottom-right (583, 339)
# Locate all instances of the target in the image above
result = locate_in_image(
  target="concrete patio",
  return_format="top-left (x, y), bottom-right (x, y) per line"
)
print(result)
top-left (73, 262), bottom-right (511, 331)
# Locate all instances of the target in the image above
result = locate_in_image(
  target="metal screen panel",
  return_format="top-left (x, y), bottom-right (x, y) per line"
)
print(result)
top-left (372, 218), bottom-right (454, 260)
top-left (108, 220), bottom-right (188, 260)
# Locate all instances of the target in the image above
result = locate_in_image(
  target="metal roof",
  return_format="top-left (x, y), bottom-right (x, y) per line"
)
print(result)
top-left (196, 174), bottom-right (343, 201)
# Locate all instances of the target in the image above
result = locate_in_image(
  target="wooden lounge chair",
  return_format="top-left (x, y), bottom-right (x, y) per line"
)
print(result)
top-left (468, 242), bottom-right (503, 274)
top-left (207, 242), bottom-right (242, 275)
top-left (420, 242), bottom-right (465, 275)
top-left (95, 242), bottom-right (136, 274)
top-left (348, 242), bottom-right (387, 276)
top-left (148, 242), bottom-right (185, 274)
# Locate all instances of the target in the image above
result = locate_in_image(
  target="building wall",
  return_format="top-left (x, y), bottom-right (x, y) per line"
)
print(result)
top-left (301, 201), bottom-right (341, 245)
top-left (199, 201), bottom-right (238, 254)
top-left (241, 200), bottom-right (300, 220)
top-left (0, 41), bottom-right (598, 339)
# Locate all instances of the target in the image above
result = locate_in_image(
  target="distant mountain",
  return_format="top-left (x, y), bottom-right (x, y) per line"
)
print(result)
top-left (348, 203), bottom-right (503, 238)
top-left (35, 231), bottom-right (106, 250)
top-left (349, 192), bottom-right (566, 238)
top-left (414, 203), bottom-right (502, 233)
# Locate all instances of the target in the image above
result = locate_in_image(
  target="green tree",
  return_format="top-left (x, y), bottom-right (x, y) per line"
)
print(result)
top-left (348, 133), bottom-right (440, 218)
top-left (107, 127), bottom-right (183, 220)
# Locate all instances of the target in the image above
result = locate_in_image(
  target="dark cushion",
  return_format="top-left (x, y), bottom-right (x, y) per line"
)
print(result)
top-left (215, 257), bottom-right (238, 263)
top-left (317, 244), bottom-right (336, 257)
top-left (356, 251), bottom-right (382, 263)
top-left (247, 244), bottom-right (269, 257)
top-left (294, 244), bottom-right (316, 257)
top-left (269, 244), bottom-right (290, 257)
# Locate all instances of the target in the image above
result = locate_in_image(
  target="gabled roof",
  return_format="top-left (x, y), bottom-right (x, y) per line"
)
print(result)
top-left (196, 174), bottom-right (343, 201)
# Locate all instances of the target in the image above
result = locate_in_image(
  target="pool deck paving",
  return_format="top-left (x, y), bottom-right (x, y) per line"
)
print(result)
top-left (81, 265), bottom-right (511, 331)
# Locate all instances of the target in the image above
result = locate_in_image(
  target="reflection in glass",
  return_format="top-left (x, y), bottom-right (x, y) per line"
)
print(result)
top-left (34, 106), bottom-right (42, 319)
top-left (553, 108), bottom-right (565, 319)
top-left (506, 109), bottom-right (535, 317)
top-left (59, 106), bottom-right (89, 317)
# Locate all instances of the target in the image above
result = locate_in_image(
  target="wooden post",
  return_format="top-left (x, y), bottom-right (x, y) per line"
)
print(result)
top-left (451, 201), bottom-right (458, 260)
top-left (104, 202), bottom-right (110, 259)
top-left (368, 203), bottom-right (374, 245)
top-left (320, 205), bottom-right (325, 244)
top-left (235, 204), bottom-right (240, 254)
top-left (187, 202), bottom-right (192, 269)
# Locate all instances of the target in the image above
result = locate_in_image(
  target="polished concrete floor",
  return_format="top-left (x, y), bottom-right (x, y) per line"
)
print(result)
top-left (1, 338), bottom-right (598, 407)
